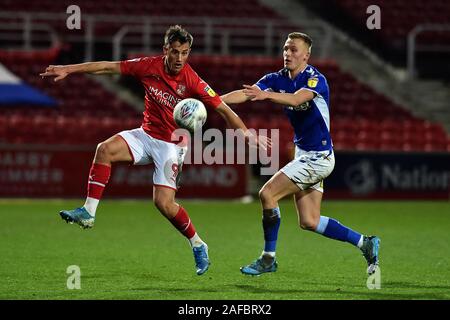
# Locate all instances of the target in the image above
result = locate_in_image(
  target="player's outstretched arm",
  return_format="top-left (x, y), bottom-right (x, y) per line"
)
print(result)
top-left (40, 61), bottom-right (121, 82)
top-left (215, 102), bottom-right (271, 151)
top-left (243, 84), bottom-right (314, 107)
top-left (220, 86), bottom-right (258, 105)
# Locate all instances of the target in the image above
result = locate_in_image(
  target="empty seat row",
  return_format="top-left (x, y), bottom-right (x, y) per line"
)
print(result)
top-left (1, 52), bottom-right (449, 154)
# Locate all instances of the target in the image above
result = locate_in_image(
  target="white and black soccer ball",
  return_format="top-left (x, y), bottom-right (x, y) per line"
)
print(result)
top-left (173, 98), bottom-right (207, 132)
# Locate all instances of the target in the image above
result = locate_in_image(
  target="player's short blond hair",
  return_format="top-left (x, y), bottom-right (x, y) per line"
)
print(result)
top-left (288, 32), bottom-right (312, 54)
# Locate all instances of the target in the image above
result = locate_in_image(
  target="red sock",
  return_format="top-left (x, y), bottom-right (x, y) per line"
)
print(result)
top-left (87, 163), bottom-right (111, 200)
top-left (169, 206), bottom-right (196, 239)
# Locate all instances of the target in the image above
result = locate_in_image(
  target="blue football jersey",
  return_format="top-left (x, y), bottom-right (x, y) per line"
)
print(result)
top-left (255, 65), bottom-right (332, 152)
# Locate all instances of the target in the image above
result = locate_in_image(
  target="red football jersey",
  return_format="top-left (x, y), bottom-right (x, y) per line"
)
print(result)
top-left (120, 55), bottom-right (222, 143)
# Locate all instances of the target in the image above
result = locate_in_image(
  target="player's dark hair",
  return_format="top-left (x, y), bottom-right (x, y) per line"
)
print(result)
top-left (288, 32), bottom-right (312, 52)
top-left (164, 25), bottom-right (193, 47)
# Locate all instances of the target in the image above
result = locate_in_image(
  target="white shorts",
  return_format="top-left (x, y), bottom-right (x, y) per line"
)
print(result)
top-left (280, 147), bottom-right (335, 193)
top-left (118, 128), bottom-right (187, 190)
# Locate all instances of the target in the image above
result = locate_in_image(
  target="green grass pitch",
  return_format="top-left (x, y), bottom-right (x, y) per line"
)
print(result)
top-left (1, 199), bottom-right (449, 300)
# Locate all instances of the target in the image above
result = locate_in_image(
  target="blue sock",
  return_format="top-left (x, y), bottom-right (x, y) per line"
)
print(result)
top-left (315, 216), bottom-right (362, 247)
top-left (262, 208), bottom-right (281, 253)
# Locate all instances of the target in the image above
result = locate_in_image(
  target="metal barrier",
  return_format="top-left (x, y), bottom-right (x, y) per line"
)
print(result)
top-left (0, 22), bottom-right (59, 51)
top-left (0, 11), bottom-right (331, 61)
top-left (407, 24), bottom-right (450, 78)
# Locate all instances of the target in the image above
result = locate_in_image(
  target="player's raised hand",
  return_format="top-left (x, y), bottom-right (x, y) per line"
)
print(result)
top-left (243, 84), bottom-right (269, 101)
top-left (39, 65), bottom-right (70, 82)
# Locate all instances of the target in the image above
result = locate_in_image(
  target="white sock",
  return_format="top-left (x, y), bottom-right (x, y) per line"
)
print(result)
top-left (189, 233), bottom-right (205, 248)
top-left (357, 235), bottom-right (364, 248)
top-left (83, 197), bottom-right (99, 217)
top-left (262, 251), bottom-right (276, 258)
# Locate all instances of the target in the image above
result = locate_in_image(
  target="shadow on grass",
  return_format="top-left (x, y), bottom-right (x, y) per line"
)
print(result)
top-left (233, 284), bottom-right (449, 300)
top-left (89, 273), bottom-right (450, 299)
top-left (132, 287), bottom-right (222, 294)
top-left (298, 280), bottom-right (450, 292)
top-left (383, 281), bottom-right (450, 291)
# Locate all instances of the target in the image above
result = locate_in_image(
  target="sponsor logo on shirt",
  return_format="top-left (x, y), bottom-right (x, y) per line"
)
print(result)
top-left (176, 84), bottom-right (186, 96)
top-left (307, 77), bottom-right (319, 88)
top-left (204, 85), bottom-right (216, 97)
top-left (287, 101), bottom-right (310, 111)
top-left (147, 85), bottom-right (182, 108)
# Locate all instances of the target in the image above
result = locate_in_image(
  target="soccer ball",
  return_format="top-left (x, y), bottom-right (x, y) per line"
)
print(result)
top-left (173, 98), bottom-right (207, 132)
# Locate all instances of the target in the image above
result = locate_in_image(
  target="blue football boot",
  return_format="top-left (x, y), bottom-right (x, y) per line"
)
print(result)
top-left (193, 244), bottom-right (210, 275)
top-left (59, 207), bottom-right (95, 229)
top-left (240, 254), bottom-right (278, 276)
top-left (360, 235), bottom-right (380, 275)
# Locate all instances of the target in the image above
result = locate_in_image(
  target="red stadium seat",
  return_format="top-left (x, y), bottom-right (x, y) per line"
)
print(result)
top-left (331, 0), bottom-right (450, 47)
top-left (2, 51), bottom-right (448, 152)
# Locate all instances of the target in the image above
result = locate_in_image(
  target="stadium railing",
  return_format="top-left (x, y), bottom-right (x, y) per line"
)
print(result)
top-left (407, 24), bottom-right (450, 78)
top-left (0, 12), bottom-right (332, 60)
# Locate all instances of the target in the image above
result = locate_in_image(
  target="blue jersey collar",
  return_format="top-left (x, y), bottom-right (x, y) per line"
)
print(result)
top-left (282, 64), bottom-right (310, 80)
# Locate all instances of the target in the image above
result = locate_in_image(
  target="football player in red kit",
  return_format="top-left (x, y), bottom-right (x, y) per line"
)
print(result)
top-left (40, 25), bottom-right (269, 275)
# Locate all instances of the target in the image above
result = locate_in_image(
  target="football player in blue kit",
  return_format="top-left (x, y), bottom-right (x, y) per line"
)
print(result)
top-left (221, 32), bottom-right (380, 276)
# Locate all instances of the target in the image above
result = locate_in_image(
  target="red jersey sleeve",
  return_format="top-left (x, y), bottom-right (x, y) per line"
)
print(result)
top-left (194, 77), bottom-right (222, 109)
top-left (120, 57), bottom-right (153, 79)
